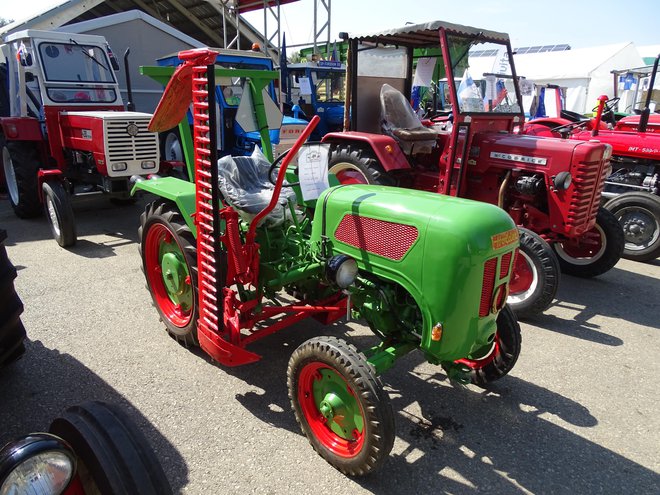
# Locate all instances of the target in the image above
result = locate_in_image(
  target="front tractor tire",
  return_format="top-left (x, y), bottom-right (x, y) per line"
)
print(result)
top-left (553, 207), bottom-right (624, 277)
top-left (507, 228), bottom-right (560, 318)
top-left (49, 401), bottom-right (172, 495)
top-left (328, 145), bottom-right (395, 186)
top-left (604, 192), bottom-right (660, 262)
top-left (2, 142), bottom-right (42, 218)
top-left (42, 181), bottom-right (77, 248)
top-left (455, 306), bottom-right (522, 387)
top-left (139, 201), bottom-right (199, 346)
top-left (287, 336), bottom-right (395, 476)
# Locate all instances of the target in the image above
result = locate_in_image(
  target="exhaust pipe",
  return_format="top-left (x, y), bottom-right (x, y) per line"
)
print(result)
top-left (123, 48), bottom-right (135, 112)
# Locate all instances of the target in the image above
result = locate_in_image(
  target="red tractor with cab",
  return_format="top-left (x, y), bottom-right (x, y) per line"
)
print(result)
top-left (0, 30), bottom-right (159, 247)
top-left (321, 21), bottom-right (623, 318)
top-left (524, 54), bottom-right (660, 261)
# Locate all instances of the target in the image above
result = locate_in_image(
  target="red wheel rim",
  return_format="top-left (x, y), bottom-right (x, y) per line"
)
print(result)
top-left (507, 250), bottom-right (538, 304)
top-left (330, 164), bottom-right (369, 185)
top-left (555, 225), bottom-right (606, 262)
top-left (297, 362), bottom-right (365, 458)
top-left (455, 335), bottom-right (500, 369)
top-left (144, 223), bottom-right (193, 327)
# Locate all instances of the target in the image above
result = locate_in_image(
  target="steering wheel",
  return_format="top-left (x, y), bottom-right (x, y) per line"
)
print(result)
top-left (592, 96), bottom-right (620, 115)
top-left (427, 110), bottom-right (453, 122)
top-left (325, 98), bottom-right (342, 103)
top-left (268, 149), bottom-right (300, 187)
top-left (549, 120), bottom-right (588, 136)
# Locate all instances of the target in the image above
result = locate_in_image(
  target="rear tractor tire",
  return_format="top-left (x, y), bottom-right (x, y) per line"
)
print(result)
top-left (43, 181), bottom-right (77, 248)
top-left (507, 228), bottom-right (560, 318)
top-left (287, 336), bottom-right (395, 476)
top-left (2, 142), bottom-right (42, 218)
top-left (604, 192), bottom-right (660, 262)
top-left (553, 207), bottom-right (624, 277)
top-left (455, 305), bottom-right (522, 387)
top-left (139, 201), bottom-right (199, 346)
top-left (328, 145), bottom-right (395, 186)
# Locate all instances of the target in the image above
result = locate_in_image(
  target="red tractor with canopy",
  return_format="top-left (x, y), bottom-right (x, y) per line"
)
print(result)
top-left (322, 21), bottom-right (623, 317)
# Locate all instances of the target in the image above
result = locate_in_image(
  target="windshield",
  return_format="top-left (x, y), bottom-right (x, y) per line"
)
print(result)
top-left (314, 71), bottom-right (345, 103)
top-left (38, 42), bottom-right (115, 83)
top-left (447, 37), bottom-right (521, 115)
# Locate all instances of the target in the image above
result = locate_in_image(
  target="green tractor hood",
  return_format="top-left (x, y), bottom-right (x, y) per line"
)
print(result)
top-left (312, 185), bottom-right (519, 361)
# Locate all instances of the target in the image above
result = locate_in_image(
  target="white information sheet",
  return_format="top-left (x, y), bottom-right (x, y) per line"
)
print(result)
top-left (298, 144), bottom-right (330, 201)
top-left (298, 77), bottom-right (313, 95)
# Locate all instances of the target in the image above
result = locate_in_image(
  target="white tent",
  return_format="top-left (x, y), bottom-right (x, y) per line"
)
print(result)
top-left (469, 43), bottom-right (645, 115)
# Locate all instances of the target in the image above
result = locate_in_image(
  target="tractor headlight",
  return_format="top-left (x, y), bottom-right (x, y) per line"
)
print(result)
top-left (111, 162), bottom-right (128, 172)
top-left (553, 171), bottom-right (572, 191)
top-left (141, 160), bottom-right (157, 169)
top-left (326, 255), bottom-right (358, 289)
top-left (0, 434), bottom-right (76, 495)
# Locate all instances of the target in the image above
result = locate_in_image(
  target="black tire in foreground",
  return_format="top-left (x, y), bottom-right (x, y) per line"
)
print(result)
top-left (455, 305), bottom-right (522, 387)
top-left (287, 336), bottom-right (395, 477)
top-left (604, 192), bottom-right (660, 262)
top-left (49, 401), bottom-right (172, 495)
top-left (42, 181), bottom-right (77, 248)
top-left (553, 207), bottom-right (624, 277)
top-left (139, 201), bottom-right (200, 346)
top-left (328, 144), bottom-right (395, 186)
top-left (507, 228), bottom-right (560, 318)
top-left (2, 142), bottom-right (42, 218)
top-left (0, 229), bottom-right (26, 367)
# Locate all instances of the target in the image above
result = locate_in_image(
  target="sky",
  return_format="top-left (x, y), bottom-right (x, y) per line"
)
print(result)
top-left (0, 0), bottom-right (658, 51)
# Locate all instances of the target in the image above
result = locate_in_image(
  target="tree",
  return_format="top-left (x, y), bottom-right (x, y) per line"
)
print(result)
top-left (0, 18), bottom-right (13, 28)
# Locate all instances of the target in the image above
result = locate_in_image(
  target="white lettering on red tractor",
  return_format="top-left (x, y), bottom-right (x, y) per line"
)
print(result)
top-left (490, 151), bottom-right (547, 165)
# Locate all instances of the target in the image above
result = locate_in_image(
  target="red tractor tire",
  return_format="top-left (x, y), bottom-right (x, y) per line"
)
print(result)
top-left (604, 192), bottom-right (660, 262)
top-left (2, 142), bottom-right (42, 219)
top-left (553, 207), bottom-right (624, 277)
top-left (507, 228), bottom-right (560, 318)
top-left (139, 200), bottom-right (200, 346)
top-left (328, 144), bottom-right (395, 186)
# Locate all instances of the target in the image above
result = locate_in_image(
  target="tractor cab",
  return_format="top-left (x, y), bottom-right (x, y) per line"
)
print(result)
top-left (281, 60), bottom-right (346, 139)
top-left (1, 29), bottom-right (123, 119)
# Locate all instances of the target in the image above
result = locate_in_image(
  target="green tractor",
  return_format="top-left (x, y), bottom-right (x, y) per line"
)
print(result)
top-left (133, 49), bottom-right (521, 475)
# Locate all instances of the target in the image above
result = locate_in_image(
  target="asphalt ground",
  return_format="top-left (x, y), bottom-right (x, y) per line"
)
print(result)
top-left (0, 193), bottom-right (658, 494)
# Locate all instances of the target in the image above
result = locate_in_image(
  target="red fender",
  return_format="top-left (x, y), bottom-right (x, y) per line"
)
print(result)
top-left (322, 131), bottom-right (411, 171)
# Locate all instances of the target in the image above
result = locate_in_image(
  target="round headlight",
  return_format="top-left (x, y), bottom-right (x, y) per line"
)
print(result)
top-left (553, 171), bottom-right (572, 190)
top-left (326, 255), bottom-right (358, 289)
top-left (0, 434), bottom-right (75, 495)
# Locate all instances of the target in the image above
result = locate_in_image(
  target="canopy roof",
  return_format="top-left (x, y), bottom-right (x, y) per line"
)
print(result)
top-left (346, 20), bottom-right (510, 47)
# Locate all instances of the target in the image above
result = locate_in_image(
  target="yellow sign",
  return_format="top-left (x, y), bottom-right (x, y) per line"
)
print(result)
top-left (491, 228), bottom-right (518, 250)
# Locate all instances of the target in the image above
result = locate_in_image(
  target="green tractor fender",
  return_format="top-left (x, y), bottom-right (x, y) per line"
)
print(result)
top-left (132, 177), bottom-right (197, 235)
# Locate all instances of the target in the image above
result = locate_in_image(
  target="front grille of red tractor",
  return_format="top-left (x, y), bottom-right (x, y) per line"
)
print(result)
top-left (565, 159), bottom-right (608, 235)
top-left (334, 214), bottom-right (418, 261)
top-left (479, 250), bottom-right (514, 318)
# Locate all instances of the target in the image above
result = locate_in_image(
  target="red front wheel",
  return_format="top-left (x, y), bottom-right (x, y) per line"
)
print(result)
top-left (507, 228), bottom-right (560, 318)
top-left (287, 336), bottom-right (395, 476)
top-left (455, 306), bottom-right (522, 387)
top-left (139, 200), bottom-right (199, 345)
top-left (553, 207), bottom-right (624, 277)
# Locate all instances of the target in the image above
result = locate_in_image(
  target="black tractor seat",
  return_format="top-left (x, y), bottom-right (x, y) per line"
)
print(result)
top-left (217, 149), bottom-right (296, 227)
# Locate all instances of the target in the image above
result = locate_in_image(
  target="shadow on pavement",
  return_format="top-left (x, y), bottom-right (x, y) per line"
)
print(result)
top-left (0, 339), bottom-right (189, 492)
top-left (192, 323), bottom-right (657, 494)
